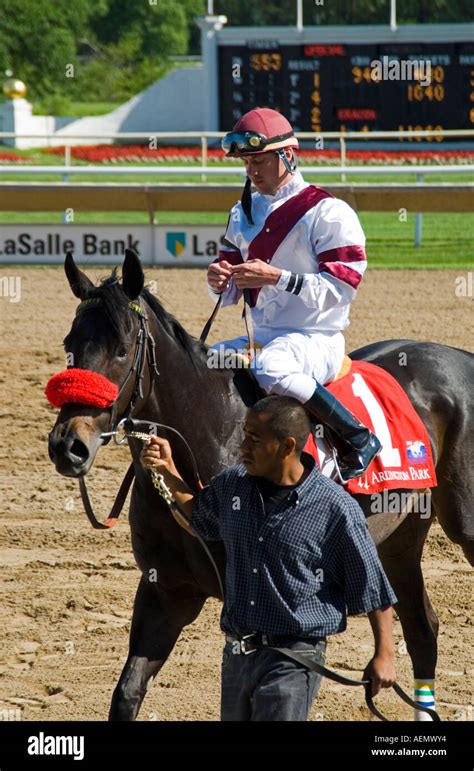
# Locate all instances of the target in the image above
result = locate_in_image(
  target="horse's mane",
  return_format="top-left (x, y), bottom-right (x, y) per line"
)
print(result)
top-left (76, 269), bottom-right (208, 365)
top-left (142, 285), bottom-right (208, 362)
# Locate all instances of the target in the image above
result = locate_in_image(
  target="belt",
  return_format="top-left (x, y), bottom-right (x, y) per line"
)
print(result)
top-left (225, 631), bottom-right (325, 655)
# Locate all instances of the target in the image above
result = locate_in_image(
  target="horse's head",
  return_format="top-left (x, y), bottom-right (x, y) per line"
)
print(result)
top-left (48, 249), bottom-right (150, 477)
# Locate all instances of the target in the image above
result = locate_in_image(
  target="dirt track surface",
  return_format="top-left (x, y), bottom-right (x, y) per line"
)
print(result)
top-left (0, 267), bottom-right (472, 722)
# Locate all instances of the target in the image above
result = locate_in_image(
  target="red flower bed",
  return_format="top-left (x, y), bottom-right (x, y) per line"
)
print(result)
top-left (43, 145), bottom-right (225, 163)
top-left (42, 144), bottom-right (474, 165)
top-left (0, 151), bottom-right (30, 162)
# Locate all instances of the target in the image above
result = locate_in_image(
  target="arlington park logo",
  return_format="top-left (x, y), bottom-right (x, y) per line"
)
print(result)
top-left (166, 231), bottom-right (186, 258)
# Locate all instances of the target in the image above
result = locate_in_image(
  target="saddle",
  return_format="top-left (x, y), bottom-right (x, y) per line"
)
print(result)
top-left (231, 346), bottom-right (352, 384)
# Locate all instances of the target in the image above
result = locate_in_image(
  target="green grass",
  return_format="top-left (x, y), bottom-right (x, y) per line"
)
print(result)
top-left (0, 211), bottom-right (228, 225)
top-left (65, 102), bottom-right (121, 118)
top-left (361, 212), bottom-right (473, 268)
top-left (0, 165), bottom-right (471, 185)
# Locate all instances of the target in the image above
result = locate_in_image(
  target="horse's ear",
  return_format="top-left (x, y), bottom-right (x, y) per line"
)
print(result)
top-left (64, 252), bottom-right (94, 299)
top-left (122, 249), bottom-right (144, 300)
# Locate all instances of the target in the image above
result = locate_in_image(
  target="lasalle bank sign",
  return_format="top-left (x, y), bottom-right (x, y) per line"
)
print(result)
top-left (0, 225), bottom-right (227, 265)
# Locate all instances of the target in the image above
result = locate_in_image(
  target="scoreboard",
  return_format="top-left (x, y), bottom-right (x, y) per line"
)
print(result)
top-left (218, 41), bottom-right (474, 139)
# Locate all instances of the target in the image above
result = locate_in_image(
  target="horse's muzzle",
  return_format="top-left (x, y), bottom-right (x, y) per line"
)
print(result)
top-left (48, 421), bottom-right (99, 477)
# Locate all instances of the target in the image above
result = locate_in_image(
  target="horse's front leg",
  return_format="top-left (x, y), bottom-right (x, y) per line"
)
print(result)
top-left (109, 575), bottom-right (205, 721)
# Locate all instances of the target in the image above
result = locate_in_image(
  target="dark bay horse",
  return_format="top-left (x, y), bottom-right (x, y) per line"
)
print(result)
top-left (48, 250), bottom-right (473, 721)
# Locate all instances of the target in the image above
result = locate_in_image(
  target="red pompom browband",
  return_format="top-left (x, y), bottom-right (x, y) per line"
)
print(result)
top-left (45, 368), bottom-right (119, 409)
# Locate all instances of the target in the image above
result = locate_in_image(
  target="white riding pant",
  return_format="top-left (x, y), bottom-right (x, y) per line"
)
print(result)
top-left (210, 330), bottom-right (345, 403)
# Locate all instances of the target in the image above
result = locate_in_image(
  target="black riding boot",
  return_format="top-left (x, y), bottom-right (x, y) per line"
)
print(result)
top-left (304, 382), bottom-right (382, 482)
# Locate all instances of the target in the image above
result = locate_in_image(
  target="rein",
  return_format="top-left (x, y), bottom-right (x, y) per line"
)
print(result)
top-left (200, 288), bottom-right (255, 355)
top-left (250, 644), bottom-right (440, 722)
top-left (123, 423), bottom-right (224, 602)
top-left (78, 415), bottom-right (205, 531)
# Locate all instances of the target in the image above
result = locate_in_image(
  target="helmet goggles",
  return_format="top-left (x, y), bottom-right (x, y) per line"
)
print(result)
top-left (221, 130), bottom-right (294, 155)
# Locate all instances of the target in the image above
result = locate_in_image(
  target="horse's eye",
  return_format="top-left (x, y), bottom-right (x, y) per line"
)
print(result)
top-left (116, 347), bottom-right (128, 359)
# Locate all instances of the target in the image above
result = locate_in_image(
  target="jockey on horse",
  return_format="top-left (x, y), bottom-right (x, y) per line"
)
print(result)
top-left (207, 107), bottom-right (382, 483)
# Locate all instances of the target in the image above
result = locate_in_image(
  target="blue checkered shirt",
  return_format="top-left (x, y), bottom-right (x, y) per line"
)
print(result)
top-left (191, 453), bottom-right (397, 637)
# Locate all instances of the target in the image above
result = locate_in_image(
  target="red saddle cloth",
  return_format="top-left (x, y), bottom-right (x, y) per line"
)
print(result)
top-left (303, 359), bottom-right (438, 495)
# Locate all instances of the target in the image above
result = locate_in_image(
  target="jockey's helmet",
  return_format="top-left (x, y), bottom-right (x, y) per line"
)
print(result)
top-left (222, 108), bottom-right (299, 225)
top-left (222, 107), bottom-right (299, 157)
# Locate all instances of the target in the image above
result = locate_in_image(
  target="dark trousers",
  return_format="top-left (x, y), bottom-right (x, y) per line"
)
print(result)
top-left (220, 638), bottom-right (326, 721)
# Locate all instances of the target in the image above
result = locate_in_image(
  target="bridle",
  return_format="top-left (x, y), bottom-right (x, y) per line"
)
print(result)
top-left (85, 297), bottom-right (161, 438)
top-left (73, 296), bottom-right (160, 530)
